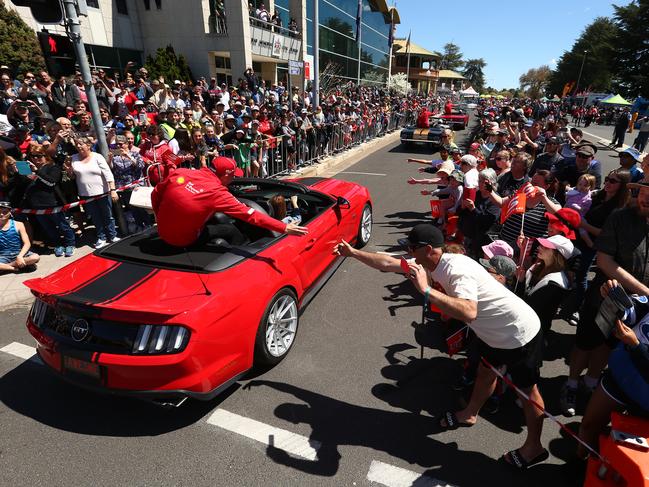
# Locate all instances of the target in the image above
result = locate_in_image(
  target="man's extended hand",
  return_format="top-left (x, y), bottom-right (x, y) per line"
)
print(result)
top-left (333, 239), bottom-right (355, 257)
top-left (285, 223), bottom-right (308, 236)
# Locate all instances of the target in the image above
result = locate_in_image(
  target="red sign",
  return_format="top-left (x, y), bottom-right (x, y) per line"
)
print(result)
top-left (304, 61), bottom-right (310, 80)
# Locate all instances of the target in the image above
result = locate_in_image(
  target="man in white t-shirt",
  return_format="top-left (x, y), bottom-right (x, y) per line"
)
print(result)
top-left (334, 224), bottom-right (548, 470)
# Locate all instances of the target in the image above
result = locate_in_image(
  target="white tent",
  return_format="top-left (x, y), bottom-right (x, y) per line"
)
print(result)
top-left (460, 86), bottom-right (479, 97)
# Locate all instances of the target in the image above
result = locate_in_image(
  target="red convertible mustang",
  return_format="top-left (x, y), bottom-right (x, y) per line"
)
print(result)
top-left (24, 177), bottom-right (372, 406)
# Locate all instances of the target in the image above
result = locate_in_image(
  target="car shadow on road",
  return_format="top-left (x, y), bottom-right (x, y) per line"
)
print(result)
top-left (0, 360), bottom-right (236, 436)
top-left (243, 378), bottom-right (570, 487)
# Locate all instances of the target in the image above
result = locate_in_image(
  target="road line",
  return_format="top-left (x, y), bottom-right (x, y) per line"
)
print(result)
top-left (366, 460), bottom-right (455, 487)
top-left (206, 409), bottom-right (321, 461)
top-left (0, 341), bottom-right (41, 363)
top-left (340, 171), bottom-right (387, 176)
top-left (581, 129), bottom-right (631, 151)
top-left (376, 251), bottom-right (404, 256)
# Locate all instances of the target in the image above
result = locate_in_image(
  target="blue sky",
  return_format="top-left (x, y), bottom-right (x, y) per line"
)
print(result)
top-left (393, 0), bottom-right (617, 89)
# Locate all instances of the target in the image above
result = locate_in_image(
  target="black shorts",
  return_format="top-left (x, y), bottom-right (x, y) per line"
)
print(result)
top-left (477, 330), bottom-right (543, 389)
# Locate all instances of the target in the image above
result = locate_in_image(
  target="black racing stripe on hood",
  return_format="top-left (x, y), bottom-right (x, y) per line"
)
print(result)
top-left (60, 262), bottom-right (156, 306)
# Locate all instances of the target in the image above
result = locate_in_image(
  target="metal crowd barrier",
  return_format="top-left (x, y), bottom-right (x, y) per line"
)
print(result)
top-left (242, 109), bottom-right (416, 178)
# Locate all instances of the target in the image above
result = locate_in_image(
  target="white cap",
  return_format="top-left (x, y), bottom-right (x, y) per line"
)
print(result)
top-left (537, 235), bottom-right (574, 259)
top-left (460, 155), bottom-right (478, 167)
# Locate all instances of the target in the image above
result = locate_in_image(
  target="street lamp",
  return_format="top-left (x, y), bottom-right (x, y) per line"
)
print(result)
top-left (574, 50), bottom-right (588, 104)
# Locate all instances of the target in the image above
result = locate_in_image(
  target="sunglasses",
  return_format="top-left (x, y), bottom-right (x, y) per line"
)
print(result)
top-left (576, 153), bottom-right (591, 158)
top-left (604, 177), bottom-right (621, 184)
top-left (406, 242), bottom-right (429, 252)
top-left (495, 156), bottom-right (506, 161)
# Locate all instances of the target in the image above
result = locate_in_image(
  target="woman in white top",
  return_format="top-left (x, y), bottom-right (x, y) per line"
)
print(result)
top-left (66, 136), bottom-right (118, 248)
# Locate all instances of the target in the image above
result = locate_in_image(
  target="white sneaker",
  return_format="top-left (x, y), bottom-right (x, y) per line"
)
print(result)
top-left (109, 237), bottom-right (121, 243)
top-left (94, 239), bottom-right (107, 249)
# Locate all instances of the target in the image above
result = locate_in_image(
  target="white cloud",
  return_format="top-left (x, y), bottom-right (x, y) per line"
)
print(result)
top-left (550, 58), bottom-right (557, 67)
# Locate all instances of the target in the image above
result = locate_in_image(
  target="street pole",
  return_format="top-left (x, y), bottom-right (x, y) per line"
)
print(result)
top-left (356, 0), bottom-right (362, 86)
top-left (574, 50), bottom-right (588, 107)
top-left (62, 0), bottom-right (108, 158)
top-left (312, 0), bottom-right (319, 108)
top-left (386, 8), bottom-right (393, 90)
top-left (405, 30), bottom-right (411, 94)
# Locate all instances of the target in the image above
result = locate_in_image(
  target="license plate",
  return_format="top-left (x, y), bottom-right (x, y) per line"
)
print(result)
top-left (62, 356), bottom-right (100, 379)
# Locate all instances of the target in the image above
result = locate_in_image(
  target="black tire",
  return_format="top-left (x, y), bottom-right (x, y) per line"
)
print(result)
top-left (356, 204), bottom-right (372, 248)
top-left (254, 288), bottom-right (299, 366)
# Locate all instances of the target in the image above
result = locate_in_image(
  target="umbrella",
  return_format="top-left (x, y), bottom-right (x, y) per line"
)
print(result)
top-left (599, 94), bottom-right (631, 106)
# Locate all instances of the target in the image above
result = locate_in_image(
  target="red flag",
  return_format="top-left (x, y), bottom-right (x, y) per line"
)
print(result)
top-left (518, 182), bottom-right (537, 198)
top-left (500, 192), bottom-right (526, 224)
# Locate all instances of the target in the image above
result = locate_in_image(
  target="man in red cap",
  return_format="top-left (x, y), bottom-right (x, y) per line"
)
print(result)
top-left (151, 156), bottom-right (308, 247)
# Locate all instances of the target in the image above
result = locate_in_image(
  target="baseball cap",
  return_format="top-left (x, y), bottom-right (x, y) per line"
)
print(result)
top-left (436, 160), bottom-right (455, 176)
top-left (398, 224), bottom-right (445, 250)
top-left (211, 156), bottom-right (243, 177)
top-left (482, 239), bottom-right (514, 259)
top-left (545, 136), bottom-right (560, 145)
top-left (449, 147), bottom-right (462, 154)
top-left (0, 200), bottom-right (11, 209)
top-left (133, 100), bottom-right (145, 106)
top-left (174, 79), bottom-right (181, 84)
top-left (449, 170), bottom-right (464, 183)
top-left (225, 113), bottom-right (236, 121)
top-left (216, 101), bottom-right (225, 106)
top-left (479, 255), bottom-right (517, 279)
top-left (537, 235), bottom-right (574, 259)
top-left (620, 147), bottom-right (642, 162)
top-left (575, 145), bottom-right (595, 157)
top-left (545, 208), bottom-right (581, 240)
top-left (460, 154), bottom-right (477, 167)
top-left (575, 140), bottom-right (598, 155)
top-left (469, 142), bottom-right (481, 151)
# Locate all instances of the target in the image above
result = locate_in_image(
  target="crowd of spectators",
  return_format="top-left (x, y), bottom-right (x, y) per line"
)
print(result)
top-left (404, 98), bottom-right (648, 477)
top-left (0, 62), bottom-right (419, 263)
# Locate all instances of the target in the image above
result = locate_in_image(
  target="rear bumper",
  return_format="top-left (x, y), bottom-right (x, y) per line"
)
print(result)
top-left (27, 319), bottom-right (247, 402)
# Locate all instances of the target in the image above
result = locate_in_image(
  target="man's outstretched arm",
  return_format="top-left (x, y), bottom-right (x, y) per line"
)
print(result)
top-left (333, 239), bottom-right (402, 273)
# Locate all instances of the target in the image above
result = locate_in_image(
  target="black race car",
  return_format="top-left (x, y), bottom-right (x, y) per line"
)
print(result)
top-left (400, 118), bottom-right (448, 149)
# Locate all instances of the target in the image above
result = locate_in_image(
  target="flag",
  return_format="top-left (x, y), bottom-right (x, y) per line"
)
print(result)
top-left (518, 182), bottom-right (537, 198)
top-left (406, 30), bottom-right (411, 52)
top-left (500, 192), bottom-right (526, 224)
top-left (355, 0), bottom-right (362, 42)
top-left (387, 9), bottom-right (394, 48)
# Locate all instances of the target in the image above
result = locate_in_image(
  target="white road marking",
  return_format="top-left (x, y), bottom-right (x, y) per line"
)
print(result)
top-left (206, 409), bottom-right (321, 461)
top-left (0, 341), bottom-right (41, 364)
top-left (376, 251), bottom-right (404, 257)
top-left (366, 460), bottom-right (456, 487)
top-left (340, 171), bottom-right (387, 176)
top-left (581, 129), bottom-right (630, 150)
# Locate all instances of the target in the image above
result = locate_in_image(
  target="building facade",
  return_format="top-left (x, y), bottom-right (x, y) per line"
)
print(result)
top-left (9, 0), bottom-right (399, 90)
top-left (8, 0), bottom-right (144, 74)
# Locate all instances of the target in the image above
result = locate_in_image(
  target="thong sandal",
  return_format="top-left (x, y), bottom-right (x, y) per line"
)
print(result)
top-left (438, 411), bottom-right (473, 431)
top-left (502, 449), bottom-right (549, 470)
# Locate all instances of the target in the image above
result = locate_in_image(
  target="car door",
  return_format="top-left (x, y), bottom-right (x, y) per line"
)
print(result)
top-left (295, 197), bottom-right (342, 289)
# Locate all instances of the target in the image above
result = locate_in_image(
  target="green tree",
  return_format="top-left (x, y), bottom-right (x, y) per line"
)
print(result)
top-left (144, 45), bottom-right (194, 84)
top-left (611, 0), bottom-right (649, 98)
top-left (462, 58), bottom-right (486, 92)
top-left (519, 65), bottom-right (552, 99)
top-left (547, 17), bottom-right (616, 97)
top-left (438, 43), bottom-right (464, 71)
top-left (0, 1), bottom-right (45, 75)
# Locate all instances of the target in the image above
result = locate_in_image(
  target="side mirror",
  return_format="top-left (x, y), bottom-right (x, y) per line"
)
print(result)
top-left (336, 196), bottom-right (351, 209)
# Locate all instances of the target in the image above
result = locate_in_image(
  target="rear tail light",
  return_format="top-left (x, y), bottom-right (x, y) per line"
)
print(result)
top-left (132, 325), bottom-right (190, 354)
top-left (29, 298), bottom-right (50, 328)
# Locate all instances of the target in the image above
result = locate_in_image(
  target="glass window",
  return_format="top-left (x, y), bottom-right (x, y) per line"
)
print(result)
top-left (324, 0), bottom-right (357, 19)
top-left (360, 26), bottom-right (388, 54)
top-left (116, 0), bottom-right (128, 15)
top-left (143, 0), bottom-right (150, 10)
top-left (320, 2), bottom-right (354, 37)
top-left (320, 27), bottom-right (356, 59)
top-left (86, 0), bottom-right (99, 8)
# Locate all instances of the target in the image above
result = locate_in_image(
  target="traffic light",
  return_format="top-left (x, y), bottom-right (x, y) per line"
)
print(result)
top-left (37, 31), bottom-right (77, 77)
top-left (10, 0), bottom-right (64, 24)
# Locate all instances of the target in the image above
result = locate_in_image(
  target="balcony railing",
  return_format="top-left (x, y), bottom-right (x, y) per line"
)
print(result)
top-left (249, 17), bottom-right (302, 61)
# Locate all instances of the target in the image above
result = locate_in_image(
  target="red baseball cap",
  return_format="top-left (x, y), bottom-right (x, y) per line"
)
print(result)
top-left (545, 208), bottom-right (581, 240)
top-left (211, 156), bottom-right (243, 177)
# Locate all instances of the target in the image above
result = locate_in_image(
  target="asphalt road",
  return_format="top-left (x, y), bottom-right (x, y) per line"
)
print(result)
top-left (0, 117), bottom-right (626, 487)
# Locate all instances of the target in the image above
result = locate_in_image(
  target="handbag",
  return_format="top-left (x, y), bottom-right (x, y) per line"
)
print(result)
top-left (129, 185), bottom-right (154, 210)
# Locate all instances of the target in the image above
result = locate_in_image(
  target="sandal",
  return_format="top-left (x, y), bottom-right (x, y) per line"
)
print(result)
top-left (437, 411), bottom-right (473, 431)
top-left (502, 449), bottom-right (549, 470)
